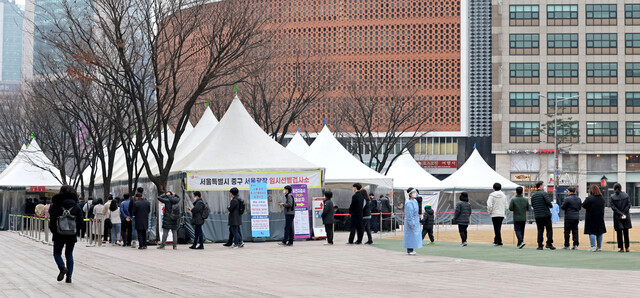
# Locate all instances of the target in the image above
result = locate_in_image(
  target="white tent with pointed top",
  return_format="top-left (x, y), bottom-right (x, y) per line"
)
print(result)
top-left (303, 126), bottom-right (392, 189)
top-left (440, 149), bottom-right (519, 191)
top-left (286, 131), bottom-right (310, 156)
top-left (170, 108), bottom-right (219, 172)
top-left (385, 150), bottom-right (443, 191)
top-left (0, 139), bottom-right (66, 188)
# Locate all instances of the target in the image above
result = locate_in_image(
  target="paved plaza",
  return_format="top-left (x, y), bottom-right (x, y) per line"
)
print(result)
top-left (1, 231), bottom-right (639, 297)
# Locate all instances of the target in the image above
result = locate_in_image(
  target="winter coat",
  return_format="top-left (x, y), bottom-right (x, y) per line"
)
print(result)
top-left (93, 204), bottom-right (106, 233)
top-left (191, 198), bottom-right (206, 226)
top-left (363, 199), bottom-right (372, 219)
top-left (49, 193), bottom-right (84, 243)
top-left (454, 201), bottom-right (472, 225)
top-left (582, 195), bottom-right (607, 235)
top-left (421, 209), bottom-right (435, 229)
top-left (283, 193), bottom-right (295, 215)
top-left (109, 207), bottom-right (122, 225)
top-left (610, 192), bottom-right (633, 230)
top-left (321, 198), bottom-right (335, 225)
top-left (560, 195), bottom-right (582, 220)
top-left (509, 195), bottom-right (530, 222)
top-left (349, 191), bottom-right (365, 227)
top-left (380, 198), bottom-right (392, 213)
top-left (487, 190), bottom-right (508, 218)
top-left (530, 189), bottom-right (552, 219)
top-left (403, 199), bottom-right (423, 249)
top-left (158, 194), bottom-right (181, 230)
top-left (228, 196), bottom-right (242, 226)
top-left (416, 196), bottom-right (423, 215)
top-left (120, 199), bottom-right (131, 221)
top-left (132, 198), bottom-right (151, 231)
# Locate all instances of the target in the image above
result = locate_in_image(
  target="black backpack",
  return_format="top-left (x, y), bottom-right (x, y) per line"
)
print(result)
top-left (57, 207), bottom-right (77, 236)
top-left (169, 202), bottom-right (182, 220)
top-left (238, 199), bottom-right (246, 215)
top-left (201, 201), bottom-right (210, 219)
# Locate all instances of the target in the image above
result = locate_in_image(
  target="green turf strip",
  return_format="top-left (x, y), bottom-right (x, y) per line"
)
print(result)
top-left (372, 239), bottom-right (640, 271)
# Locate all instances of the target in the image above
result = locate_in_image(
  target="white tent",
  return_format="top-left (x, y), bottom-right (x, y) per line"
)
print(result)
top-left (285, 131), bottom-right (310, 156)
top-left (0, 139), bottom-right (66, 188)
top-left (303, 126), bottom-right (392, 189)
top-left (170, 108), bottom-right (219, 172)
top-left (440, 149), bottom-right (519, 191)
top-left (386, 150), bottom-right (443, 191)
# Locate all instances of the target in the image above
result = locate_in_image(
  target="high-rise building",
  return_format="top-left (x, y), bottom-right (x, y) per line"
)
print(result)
top-left (0, 0), bottom-right (23, 83)
top-left (492, 1), bottom-right (640, 204)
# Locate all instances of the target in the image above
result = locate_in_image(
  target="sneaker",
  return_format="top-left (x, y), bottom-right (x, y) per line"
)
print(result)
top-left (545, 245), bottom-right (556, 250)
top-left (537, 246), bottom-right (544, 250)
top-left (324, 243), bottom-right (334, 246)
top-left (354, 242), bottom-right (362, 245)
top-left (408, 251), bottom-right (416, 255)
top-left (285, 243), bottom-right (293, 246)
top-left (57, 267), bottom-right (67, 282)
top-left (278, 242), bottom-right (286, 246)
top-left (589, 247), bottom-right (597, 252)
top-left (572, 245), bottom-right (579, 250)
top-left (562, 246), bottom-right (570, 250)
top-left (65, 277), bottom-right (72, 284)
top-left (138, 246), bottom-right (145, 250)
top-left (157, 245), bottom-right (165, 250)
top-left (596, 247), bottom-right (601, 252)
top-left (493, 243), bottom-right (503, 247)
top-left (230, 244), bottom-right (238, 249)
top-left (173, 246), bottom-right (177, 250)
top-left (428, 242), bottom-right (435, 245)
top-left (619, 248), bottom-right (625, 253)
top-left (222, 243), bottom-right (232, 247)
top-left (518, 243), bottom-right (526, 249)
top-left (239, 242), bottom-right (245, 248)
top-left (346, 242), bottom-right (355, 245)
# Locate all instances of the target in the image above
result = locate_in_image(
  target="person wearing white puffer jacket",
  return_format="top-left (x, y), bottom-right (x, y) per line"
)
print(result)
top-left (487, 183), bottom-right (508, 246)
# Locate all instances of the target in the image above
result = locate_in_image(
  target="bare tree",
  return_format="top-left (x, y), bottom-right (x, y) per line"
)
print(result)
top-left (0, 92), bottom-right (29, 165)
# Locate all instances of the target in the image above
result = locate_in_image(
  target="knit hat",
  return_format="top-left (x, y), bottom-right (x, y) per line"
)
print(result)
top-left (424, 204), bottom-right (431, 210)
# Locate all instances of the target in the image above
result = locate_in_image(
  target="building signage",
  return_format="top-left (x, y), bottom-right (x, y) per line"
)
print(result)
top-left (416, 160), bottom-right (457, 169)
top-left (511, 174), bottom-right (534, 181)
top-left (507, 149), bottom-right (564, 155)
top-left (186, 171), bottom-right (322, 191)
top-left (29, 186), bottom-right (45, 192)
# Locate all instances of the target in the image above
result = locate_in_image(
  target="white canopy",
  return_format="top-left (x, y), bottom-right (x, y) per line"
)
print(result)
top-left (303, 126), bottom-right (392, 189)
top-left (175, 96), bottom-right (322, 172)
top-left (0, 139), bottom-right (66, 188)
top-left (170, 108), bottom-right (219, 171)
top-left (286, 131), bottom-right (310, 156)
top-left (385, 150), bottom-right (443, 191)
top-left (440, 149), bottom-right (519, 191)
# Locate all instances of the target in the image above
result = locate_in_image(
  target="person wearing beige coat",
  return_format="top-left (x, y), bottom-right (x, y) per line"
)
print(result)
top-left (487, 183), bottom-right (508, 246)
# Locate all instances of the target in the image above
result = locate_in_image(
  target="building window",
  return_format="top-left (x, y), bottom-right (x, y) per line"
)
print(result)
top-left (626, 92), bottom-right (640, 113)
top-left (626, 62), bottom-right (640, 83)
top-left (510, 63), bottom-right (539, 84)
top-left (586, 34), bottom-right (617, 55)
top-left (587, 121), bottom-right (618, 143)
top-left (586, 4), bottom-right (617, 25)
top-left (587, 154), bottom-right (617, 172)
top-left (510, 121), bottom-right (540, 143)
top-left (547, 121), bottom-right (579, 143)
top-left (510, 5), bottom-right (539, 26)
top-left (548, 63), bottom-right (578, 84)
top-left (586, 62), bottom-right (618, 84)
top-left (509, 34), bottom-right (539, 55)
top-left (509, 92), bottom-right (540, 114)
top-left (547, 33), bottom-right (578, 55)
top-left (627, 154), bottom-right (640, 171)
top-left (625, 4), bottom-right (640, 25)
top-left (547, 5), bottom-right (578, 26)
top-left (547, 92), bottom-right (579, 114)
top-left (626, 33), bottom-right (640, 54)
top-left (627, 122), bottom-right (640, 143)
top-left (587, 92), bottom-right (618, 114)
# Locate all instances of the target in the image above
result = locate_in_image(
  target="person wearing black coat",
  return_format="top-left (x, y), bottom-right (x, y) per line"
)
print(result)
top-left (348, 183), bottom-right (365, 244)
top-left (132, 193), bottom-right (151, 249)
top-left (157, 192), bottom-right (181, 250)
top-left (560, 187), bottom-right (581, 249)
top-left (453, 192), bottom-right (471, 246)
top-left (611, 183), bottom-right (632, 252)
top-left (189, 191), bottom-right (206, 250)
top-left (361, 189), bottom-right (373, 245)
top-left (49, 185), bottom-right (84, 284)
top-left (321, 191), bottom-right (335, 245)
top-left (530, 181), bottom-right (555, 250)
top-left (583, 185), bottom-right (607, 252)
top-left (421, 205), bottom-right (435, 243)
top-left (227, 188), bottom-right (243, 248)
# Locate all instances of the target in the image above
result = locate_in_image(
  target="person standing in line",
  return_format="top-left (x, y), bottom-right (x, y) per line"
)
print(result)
top-left (509, 186), bottom-right (530, 249)
top-left (35, 197), bottom-right (45, 217)
top-left (403, 188), bottom-right (422, 255)
top-left (49, 185), bottom-right (84, 284)
top-left (362, 189), bottom-right (373, 245)
top-left (531, 181), bottom-right (555, 250)
top-left (132, 193), bottom-right (150, 249)
top-left (611, 183), bottom-right (632, 252)
top-left (560, 187), bottom-right (581, 250)
top-left (347, 183), bottom-right (365, 244)
top-left (189, 191), bottom-right (206, 250)
top-left (370, 194), bottom-right (380, 233)
top-left (583, 185), bottom-right (607, 252)
top-left (157, 192), bottom-right (181, 250)
top-left (76, 197), bottom-right (87, 239)
top-left (277, 185), bottom-right (295, 246)
top-left (421, 204), bottom-right (435, 244)
top-left (103, 196), bottom-right (113, 244)
top-left (92, 198), bottom-right (105, 246)
top-left (321, 191), bottom-right (335, 245)
top-left (130, 188), bottom-right (144, 248)
top-left (381, 194), bottom-right (392, 232)
top-left (453, 192), bottom-right (472, 247)
top-left (120, 194), bottom-right (133, 247)
top-left (227, 188), bottom-right (243, 248)
top-left (487, 183), bottom-right (508, 247)
top-left (109, 198), bottom-right (122, 246)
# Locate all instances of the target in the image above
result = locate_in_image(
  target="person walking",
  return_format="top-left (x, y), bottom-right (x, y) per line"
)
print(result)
top-left (509, 186), bottom-right (530, 249)
top-left (583, 185), bottom-right (607, 252)
top-left (347, 183), bottom-right (365, 244)
top-left (92, 198), bottom-right (105, 246)
top-left (421, 204), bottom-right (435, 244)
top-left (403, 188), bottom-right (422, 255)
top-left (227, 188), bottom-right (244, 248)
top-left (321, 191), bottom-right (335, 245)
top-left (120, 194), bottom-right (133, 247)
top-left (132, 193), bottom-right (150, 249)
top-left (157, 192), bottom-right (181, 250)
top-left (560, 187), bottom-right (581, 250)
top-left (611, 183), bottom-right (632, 252)
top-left (109, 198), bottom-right (122, 246)
top-left (453, 192), bottom-right (472, 246)
top-left (362, 189), bottom-right (373, 245)
top-left (487, 183), bottom-right (508, 246)
top-left (531, 181), bottom-right (555, 250)
top-left (48, 185), bottom-right (84, 284)
top-left (189, 191), bottom-right (207, 250)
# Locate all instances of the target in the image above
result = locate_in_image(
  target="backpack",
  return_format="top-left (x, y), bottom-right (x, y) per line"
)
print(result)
top-left (169, 202), bottom-right (182, 220)
top-left (201, 201), bottom-right (210, 219)
top-left (57, 207), bottom-right (77, 236)
top-left (238, 199), bottom-right (246, 215)
top-left (177, 225), bottom-right (189, 244)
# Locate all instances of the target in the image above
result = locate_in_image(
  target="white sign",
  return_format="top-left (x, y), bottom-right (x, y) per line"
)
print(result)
top-left (294, 209), bottom-right (310, 237)
top-left (250, 183), bottom-right (270, 237)
top-left (186, 171), bottom-right (322, 191)
top-left (158, 202), bottom-right (173, 243)
top-left (311, 197), bottom-right (327, 239)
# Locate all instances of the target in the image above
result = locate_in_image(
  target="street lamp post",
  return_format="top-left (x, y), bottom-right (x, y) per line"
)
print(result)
top-left (538, 94), bottom-right (579, 203)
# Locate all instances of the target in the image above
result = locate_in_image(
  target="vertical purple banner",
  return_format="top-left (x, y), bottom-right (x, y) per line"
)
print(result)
top-left (291, 184), bottom-right (310, 239)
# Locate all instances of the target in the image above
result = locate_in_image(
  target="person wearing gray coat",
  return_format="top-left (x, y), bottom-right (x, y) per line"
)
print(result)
top-left (321, 191), bottom-right (335, 245)
top-left (157, 192), bottom-right (181, 250)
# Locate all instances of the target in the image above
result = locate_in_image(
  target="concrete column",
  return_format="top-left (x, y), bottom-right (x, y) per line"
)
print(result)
top-left (618, 154), bottom-right (627, 188)
top-left (539, 154), bottom-right (549, 187)
top-left (578, 154), bottom-right (588, 199)
top-left (496, 154), bottom-right (510, 179)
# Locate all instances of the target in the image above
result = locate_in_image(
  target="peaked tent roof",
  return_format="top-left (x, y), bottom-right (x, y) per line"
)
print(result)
top-left (440, 149), bottom-right (519, 191)
top-left (171, 107), bottom-right (219, 171)
top-left (174, 96), bottom-right (322, 172)
top-left (303, 126), bottom-right (392, 188)
top-left (386, 150), bottom-right (443, 191)
top-left (0, 139), bottom-right (66, 188)
top-left (286, 131), bottom-right (310, 156)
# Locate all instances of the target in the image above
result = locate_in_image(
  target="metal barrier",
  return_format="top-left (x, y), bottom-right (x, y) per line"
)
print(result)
top-left (8, 214), bottom-right (103, 248)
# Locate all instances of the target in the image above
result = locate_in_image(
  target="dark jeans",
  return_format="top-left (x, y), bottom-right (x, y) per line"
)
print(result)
top-left (616, 229), bottom-right (630, 249)
top-left (422, 226), bottom-right (434, 242)
top-left (53, 241), bottom-right (75, 278)
top-left (513, 221), bottom-right (526, 245)
top-left (78, 220), bottom-right (87, 239)
top-left (348, 222), bottom-right (364, 244)
top-left (104, 222), bottom-right (111, 242)
top-left (325, 224), bottom-right (334, 244)
top-left (137, 229), bottom-right (147, 248)
top-left (458, 224), bottom-right (468, 243)
top-left (283, 214), bottom-right (295, 245)
top-left (492, 217), bottom-right (504, 245)
top-left (194, 224), bottom-right (204, 246)
top-left (121, 220), bottom-right (132, 246)
top-left (535, 216), bottom-right (553, 247)
top-left (230, 225), bottom-right (242, 245)
top-left (371, 215), bottom-right (380, 232)
top-left (564, 219), bottom-right (580, 247)
top-left (225, 225), bottom-right (243, 245)
top-left (363, 218), bottom-right (373, 243)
